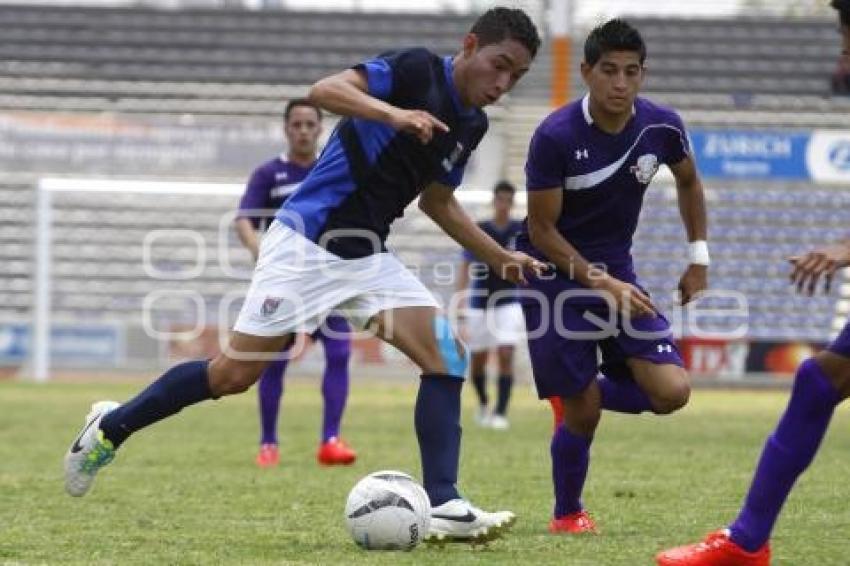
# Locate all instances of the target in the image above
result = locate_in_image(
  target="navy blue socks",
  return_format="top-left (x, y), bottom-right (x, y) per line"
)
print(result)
top-left (415, 373), bottom-right (463, 506)
top-left (99, 360), bottom-right (212, 449)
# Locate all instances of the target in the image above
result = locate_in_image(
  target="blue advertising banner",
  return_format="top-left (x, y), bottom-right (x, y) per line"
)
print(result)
top-left (689, 130), bottom-right (811, 180)
top-left (0, 322), bottom-right (123, 366)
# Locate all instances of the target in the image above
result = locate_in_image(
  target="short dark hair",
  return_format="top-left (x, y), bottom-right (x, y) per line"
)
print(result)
top-left (493, 180), bottom-right (516, 196)
top-left (833, 0), bottom-right (850, 27)
top-left (584, 19), bottom-right (646, 67)
top-left (470, 7), bottom-right (541, 58)
top-left (284, 98), bottom-right (322, 122)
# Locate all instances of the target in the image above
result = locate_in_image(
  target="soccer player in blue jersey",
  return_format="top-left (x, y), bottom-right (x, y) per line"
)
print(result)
top-left (657, 3), bottom-right (850, 564)
top-left (519, 19), bottom-right (709, 534)
top-left (235, 99), bottom-right (356, 468)
top-left (64, 7), bottom-right (544, 543)
top-left (457, 180), bottom-right (524, 430)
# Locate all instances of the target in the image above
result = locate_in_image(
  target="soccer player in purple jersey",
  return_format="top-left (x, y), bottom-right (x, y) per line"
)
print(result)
top-left (235, 99), bottom-right (356, 469)
top-left (519, 19), bottom-right (709, 534)
top-left (63, 7), bottom-right (545, 544)
top-left (657, 3), bottom-right (850, 564)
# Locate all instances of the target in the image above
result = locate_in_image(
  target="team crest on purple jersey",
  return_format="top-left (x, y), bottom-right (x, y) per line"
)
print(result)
top-left (261, 297), bottom-right (283, 317)
top-left (630, 153), bottom-right (660, 185)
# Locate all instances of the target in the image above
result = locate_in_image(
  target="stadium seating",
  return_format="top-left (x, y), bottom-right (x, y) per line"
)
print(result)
top-left (0, 4), bottom-right (474, 116)
top-left (0, 177), bottom-right (843, 349)
top-left (0, 5), bottom-right (847, 371)
top-left (0, 4), bottom-right (843, 120)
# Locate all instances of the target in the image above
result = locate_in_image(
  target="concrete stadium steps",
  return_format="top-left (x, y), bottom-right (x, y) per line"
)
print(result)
top-left (0, 177), bottom-right (846, 343)
top-left (0, 5), bottom-right (472, 86)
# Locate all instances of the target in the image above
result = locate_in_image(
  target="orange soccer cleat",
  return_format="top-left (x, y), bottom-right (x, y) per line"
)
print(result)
top-left (255, 443), bottom-right (280, 468)
top-left (656, 529), bottom-right (770, 566)
top-left (549, 510), bottom-right (598, 534)
top-left (317, 437), bottom-right (357, 466)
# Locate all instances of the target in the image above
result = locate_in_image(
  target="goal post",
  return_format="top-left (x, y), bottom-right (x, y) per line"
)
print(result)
top-left (31, 177), bottom-right (518, 381)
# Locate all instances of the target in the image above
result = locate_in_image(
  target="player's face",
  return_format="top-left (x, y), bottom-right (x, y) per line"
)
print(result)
top-left (457, 35), bottom-right (533, 108)
top-left (284, 105), bottom-right (322, 158)
top-left (581, 51), bottom-right (644, 116)
top-left (493, 190), bottom-right (514, 217)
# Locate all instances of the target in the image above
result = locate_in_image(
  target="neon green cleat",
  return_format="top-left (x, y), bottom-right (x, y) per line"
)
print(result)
top-left (64, 401), bottom-right (119, 497)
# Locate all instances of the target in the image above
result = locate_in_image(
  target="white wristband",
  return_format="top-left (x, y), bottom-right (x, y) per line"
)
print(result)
top-left (688, 240), bottom-right (711, 266)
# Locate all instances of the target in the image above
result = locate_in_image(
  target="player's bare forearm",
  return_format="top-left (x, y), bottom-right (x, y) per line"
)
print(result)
top-left (309, 69), bottom-right (397, 124)
top-left (526, 188), bottom-right (603, 288)
top-left (309, 69), bottom-right (448, 143)
top-left (528, 218), bottom-right (601, 288)
top-left (234, 217), bottom-right (260, 261)
top-left (670, 156), bottom-right (708, 242)
top-left (419, 184), bottom-right (509, 269)
top-left (528, 188), bottom-right (655, 317)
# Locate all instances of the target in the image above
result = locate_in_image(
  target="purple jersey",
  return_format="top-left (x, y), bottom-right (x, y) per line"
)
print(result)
top-left (519, 94), bottom-right (690, 272)
top-left (238, 156), bottom-right (312, 231)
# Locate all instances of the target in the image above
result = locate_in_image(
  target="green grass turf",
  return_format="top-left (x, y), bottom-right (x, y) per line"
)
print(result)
top-left (1, 378), bottom-right (849, 565)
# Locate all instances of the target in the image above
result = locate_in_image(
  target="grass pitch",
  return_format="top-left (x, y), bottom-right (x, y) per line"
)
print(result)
top-left (1, 378), bottom-right (849, 565)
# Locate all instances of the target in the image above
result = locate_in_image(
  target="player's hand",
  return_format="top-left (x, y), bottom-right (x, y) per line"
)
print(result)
top-left (389, 109), bottom-right (449, 144)
top-left (498, 251), bottom-right (548, 286)
top-left (678, 264), bottom-right (708, 305)
top-left (788, 241), bottom-right (850, 295)
top-left (599, 276), bottom-right (657, 318)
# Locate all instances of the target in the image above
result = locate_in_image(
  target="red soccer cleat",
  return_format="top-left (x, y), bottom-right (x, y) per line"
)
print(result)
top-left (255, 443), bottom-right (280, 468)
top-left (317, 437), bottom-right (357, 466)
top-left (656, 529), bottom-right (770, 566)
top-left (549, 510), bottom-right (598, 534)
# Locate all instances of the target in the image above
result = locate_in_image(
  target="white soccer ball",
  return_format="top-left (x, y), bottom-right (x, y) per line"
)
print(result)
top-left (344, 470), bottom-right (431, 551)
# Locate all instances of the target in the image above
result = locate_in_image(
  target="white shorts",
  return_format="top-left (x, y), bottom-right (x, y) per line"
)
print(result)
top-left (464, 302), bottom-right (526, 352)
top-left (234, 221), bottom-right (440, 336)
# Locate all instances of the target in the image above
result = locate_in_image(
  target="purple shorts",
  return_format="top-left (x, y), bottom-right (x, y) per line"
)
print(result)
top-left (520, 275), bottom-right (683, 399)
top-left (827, 321), bottom-right (850, 358)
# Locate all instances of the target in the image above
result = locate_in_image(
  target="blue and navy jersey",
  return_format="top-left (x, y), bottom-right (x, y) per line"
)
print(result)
top-left (463, 219), bottom-right (523, 309)
top-left (277, 47), bottom-right (489, 259)
top-left (238, 157), bottom-right (312, 231)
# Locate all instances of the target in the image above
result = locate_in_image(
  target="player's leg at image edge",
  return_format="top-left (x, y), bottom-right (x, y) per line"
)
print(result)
top-left (656, 354), bottom-right (848, 566)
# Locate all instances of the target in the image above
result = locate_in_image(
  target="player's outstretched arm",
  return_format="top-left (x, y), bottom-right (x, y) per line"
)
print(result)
top-left (419, 182), bottom-right (544, 285)
top-left (527, 187), bottom-right (655, 318)
top-left (669, 156), bottom-right (709, 305)
top-left (308, 69), bottom-right (448, 144)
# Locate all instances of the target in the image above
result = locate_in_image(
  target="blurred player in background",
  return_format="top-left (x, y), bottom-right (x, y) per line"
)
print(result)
top-left (235, 99), bottom-right (356, 468)
top-left (456, 180), bottom-right (524, 430)
top-left (657, 2), bottom-right (850, 564)
top-left (520, 19), bottom-right (708, 534)
top-left (64, 7), bottom-right (544, 544)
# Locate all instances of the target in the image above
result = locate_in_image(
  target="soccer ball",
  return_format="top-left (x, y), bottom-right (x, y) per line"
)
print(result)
top-left (344, 470), bottom-right (431, 551)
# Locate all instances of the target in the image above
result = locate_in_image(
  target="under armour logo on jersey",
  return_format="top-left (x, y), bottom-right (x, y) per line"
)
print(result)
top-left (657, 344), bottom-right (673, 354)
top-left (442, 142), bottom-right (465, 172)
top-left (575, 148), bottom-right (589, 160)
top-left (274, 172), bottom-right (289, 181)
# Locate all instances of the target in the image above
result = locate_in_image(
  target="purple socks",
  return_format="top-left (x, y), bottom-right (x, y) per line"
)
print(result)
top-left (551, 423), bottom-right (592, 518)
top-left (258, 360), bottom-right (287, 445)
top-left (729, 358), bottom-right (841, 552)
top-left (257, 329), bottom-right (351, 445)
